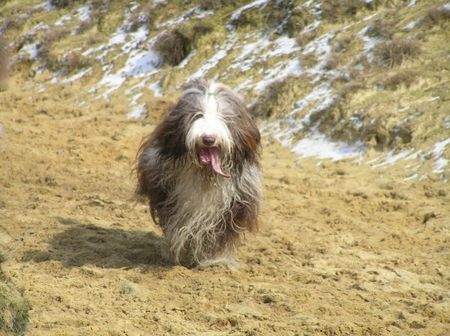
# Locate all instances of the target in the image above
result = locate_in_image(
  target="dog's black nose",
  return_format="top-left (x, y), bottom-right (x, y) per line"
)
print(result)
top-left (202, 135), bottom-right (216, 146)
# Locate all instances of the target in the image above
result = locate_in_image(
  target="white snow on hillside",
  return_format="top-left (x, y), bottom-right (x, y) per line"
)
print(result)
top-left (229, 0), bottom-right (269, 27)
top-left (432, 138), bottom-right (450, 174)
top-left (10, 1), bottom-right (448, 178)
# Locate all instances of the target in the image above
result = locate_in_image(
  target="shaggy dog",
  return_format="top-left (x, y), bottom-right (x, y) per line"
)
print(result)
top-left (136, 78), bottom-right (262, 266)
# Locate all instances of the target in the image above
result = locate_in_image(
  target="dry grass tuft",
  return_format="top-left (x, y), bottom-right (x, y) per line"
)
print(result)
top-left (373, 38), bottom-right (420, 67)
top-left (154, 20), bottom-right (213, 66)
top-left (50, 0), bottom-right (74, 9)
top-left (321, 0), bottom-right (368, 23)
top-left (379, 69), bottom-right (417, 90)
top-left (86, 32), bottom-right (105, 46)
top-left (75, 18), bottom-right (95, 34)
top-left (250, 77), bottom-right (297, 118)
top-left (41, 27), bottom-right (70, 45)
top-left (0, 39), bottom-right (8, 82)
top-left (0, 16), bottom-right (27, 32)
top-left (91, 0), bottom-right (111, 29)
top-left (264, 0), bottom-right (294, 33)
top-left (323, 52), bottom-right (340, 70)
top-left (332, 33), bottom-right (353, 53)
top-left (366, 19), bottom-right (395, 39)
top-left (286, 6), bottom-right (312, 36)
top-left (198, 0), bottom-right (225, 10)
top-left (0, 263), bottom-right (30, 335)
top-left (337, 80), bottom-right (365, 100)
top-left (62, 51), bottom-right (91, 74)
top-left (154, 30), bottom-right (191, 66)
top-left (421, 6), bottom-right (450, 28)
top-left (128, 1), bottom-right (160, 32)
top-left (296, 30), bottom-right (317, 47)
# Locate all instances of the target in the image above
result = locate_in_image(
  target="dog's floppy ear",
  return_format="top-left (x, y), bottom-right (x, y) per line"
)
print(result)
top-left (216, 84), bottom-right (261, 163)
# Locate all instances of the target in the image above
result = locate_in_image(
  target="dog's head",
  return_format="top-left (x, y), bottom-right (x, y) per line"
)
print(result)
top-left (151, 78), bottom-right (260, 177)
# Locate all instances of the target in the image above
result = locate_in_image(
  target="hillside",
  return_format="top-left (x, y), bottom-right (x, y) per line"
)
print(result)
top-left (0, 0), bottom-right (449, 335)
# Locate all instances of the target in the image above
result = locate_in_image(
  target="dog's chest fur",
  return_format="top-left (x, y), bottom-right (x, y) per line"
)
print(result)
top-left (160, 159), bottom-right (237, 261)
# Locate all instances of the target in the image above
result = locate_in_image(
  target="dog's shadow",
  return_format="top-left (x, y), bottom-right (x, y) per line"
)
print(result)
top-left (23, 217), bottom-right (170, 269)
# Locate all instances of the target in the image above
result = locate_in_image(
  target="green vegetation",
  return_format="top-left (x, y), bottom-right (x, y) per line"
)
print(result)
top-left (0, 259), bottom-right (30, 336)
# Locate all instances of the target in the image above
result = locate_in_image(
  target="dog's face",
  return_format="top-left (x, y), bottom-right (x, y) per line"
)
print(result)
top-left (185, 82), bottom-right (234, 177)
top-left (151, 79), bottom-right (260, 177)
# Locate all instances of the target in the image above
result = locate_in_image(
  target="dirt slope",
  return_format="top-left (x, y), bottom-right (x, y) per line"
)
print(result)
top-left (0, 76), bottom-right (448, 335)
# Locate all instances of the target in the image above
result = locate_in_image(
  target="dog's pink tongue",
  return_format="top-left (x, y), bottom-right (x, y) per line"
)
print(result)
top-left (208, 147), bottom-right (230, 178)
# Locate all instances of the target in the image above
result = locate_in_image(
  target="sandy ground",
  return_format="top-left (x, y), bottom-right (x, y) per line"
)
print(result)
top-left (0, 78), bottom-right (449, 336)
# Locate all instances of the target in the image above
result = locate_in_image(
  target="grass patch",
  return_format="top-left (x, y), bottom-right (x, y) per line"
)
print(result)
top-left (127, 0), bottom-right (162, 32)
top-left (366, 19), bottom-right (395, 39)
top-left (0, 256), bottom-right (30, 336)
top-left (0, 38), bottom-right (7, 82)
top-left (250, 75), bottom-right (311, 119)
top-left (373, 37), bottom-right (421, 67)
top-left (337, 80), bottom-right (365, 101)
top-left (321, 0), bottom-right (372, 23)
top-left (296, 30), bottom-right (317, 47)
top-left (198, 0), bottom-right (226, 10)
top-left (154, 19), bottom-right (214, 66)
top-left (50, 0), bottom-right (75, 9)
top-left (286, 5), bottom-right (313, 36)
top-left (62, 51), bottom-right (92, 74)
top-left (379, 69), bottom-right (417, 90)
top-left (420, 5), bottom-right (450, 28)
top-left (154, 30), bottom-right (192, 66)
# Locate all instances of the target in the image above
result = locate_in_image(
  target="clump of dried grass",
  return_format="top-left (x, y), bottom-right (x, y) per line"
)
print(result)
top-left (0, 39), bottom-right (8, 81)
top-left (332, 33), bottom-right (353, 53)
top-left (250, 77), bottom-right (298, 118)
top-left (50, 0), bottom-right (74, 8)
top-left (337, 80), bottom-right (365, 100)
top-left (91, 0), bottom-right (111, 29)
top-left (62, 51), bottom-right (91, 73)
top-left (154, 30), bottom-right (191, 66)
top-left (379, 69), bottom-right (417, 90)
top-left (321, 0), bottom-right (368, 23)
top-left (128, 1), bottom-right (161, 32)
top-left (296, 31), bottom-right (317, 47)
top-left (198, 0), bottom-right (226, 10)
top-left (154, 20), bottom-right (213, 66)
top-left (366, 19), bottom-right (395, 39)
top-left (373, 38), bottom-right (420, 67)
top-left (420, 5), bottom-right (450, 28)
top-left (286, 6), bottom-right (312, 36)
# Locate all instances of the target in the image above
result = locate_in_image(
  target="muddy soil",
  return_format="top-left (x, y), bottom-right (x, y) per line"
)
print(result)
top-left (0, 79), bottom-right (449, 335)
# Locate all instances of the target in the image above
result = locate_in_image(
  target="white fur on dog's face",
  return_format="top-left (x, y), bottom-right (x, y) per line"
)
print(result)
top-left (185, 82), bottom-right (233, 160)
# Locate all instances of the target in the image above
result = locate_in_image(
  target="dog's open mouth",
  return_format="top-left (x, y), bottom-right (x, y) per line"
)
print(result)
top-left (198, 147), bottom-right (230, 178)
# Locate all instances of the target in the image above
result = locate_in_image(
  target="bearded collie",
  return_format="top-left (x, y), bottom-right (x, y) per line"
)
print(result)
top-left (136, 78), bottom-right (262, 266)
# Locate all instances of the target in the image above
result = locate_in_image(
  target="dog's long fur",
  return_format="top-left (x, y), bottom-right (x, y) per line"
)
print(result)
top-left (136, 78), bottom-right (262, 266)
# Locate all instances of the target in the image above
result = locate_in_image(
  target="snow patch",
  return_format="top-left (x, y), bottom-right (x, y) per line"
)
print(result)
top-left (128, 104), bottom-right (147, 119)
top-left (407, 0), bottom-right (417, 8)
top-left (371, 149), bottom-right (416, 169)
top-left (229, 0), bottom-right (269, 26)
top-left (358, 25), bottom-right (382, 63)
top-left (34, 1), bottom-right (54, 11)
top-left (158, 7), bottom-right (212, 30)
top-left (255, 58), bottom-right (302, 92)
top-left (61, 68), bottom-right (92, 84)
top-left (432, 138), bottom-right (450, 174)
top-left (19, 42), bottom-right (40, 59)
top-left (190, 35), bottom-right (236, 80)
top-left (292, 132), bottom-right (364, 161)
top-left (76, 5), bottom-right (91, 22)
top-left (403, 19), bottom-right (419, 31)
